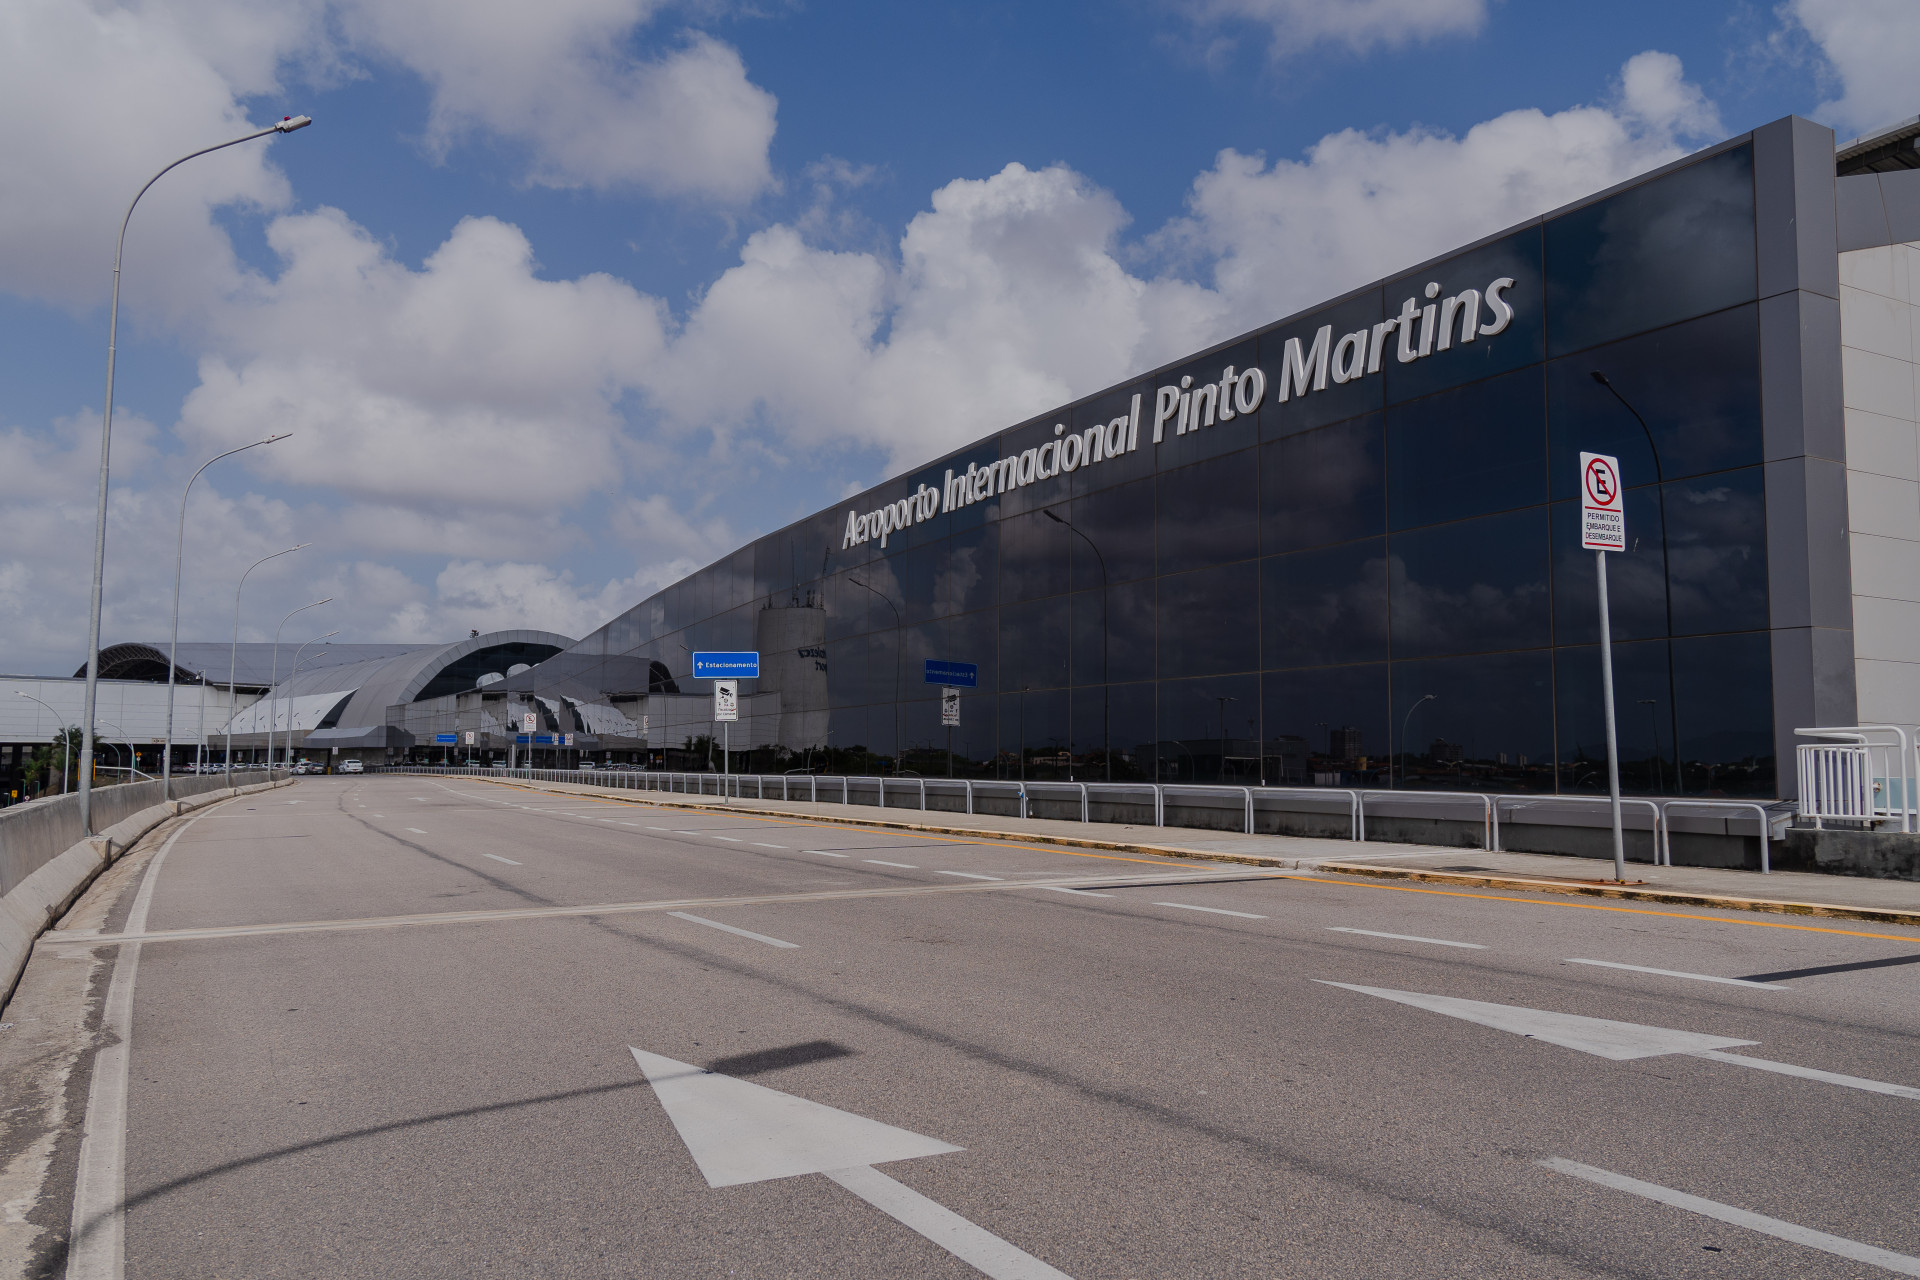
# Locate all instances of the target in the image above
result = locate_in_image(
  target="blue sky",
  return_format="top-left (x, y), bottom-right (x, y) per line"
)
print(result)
top-left (0, 0), bottom-right (1911, 674)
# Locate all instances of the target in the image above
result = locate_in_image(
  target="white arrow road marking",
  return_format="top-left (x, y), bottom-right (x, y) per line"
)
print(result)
top-left (1320, 982), bottom-right (1920, 1098)
top-left (1564, 958), bottom-right (1787, 990)
top-left (1540, 1158), bottom-right (1920, 1276)
top-left (666, 912), bottom-right (799, 949)
top-left (1328, 928), bottom-right (1486, 949)
top-left (629, 1048), bottom-right (1073, 1279)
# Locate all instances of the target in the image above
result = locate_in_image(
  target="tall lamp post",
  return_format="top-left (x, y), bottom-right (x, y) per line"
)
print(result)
top-left (76, 114), bottom-right (313, 835)
top-left (848, 577), bottom-right (902, 775)
top-left (266, 598), bottom-right (331, 773)
top-left (281, 630), bottom-right (339, 768)
top-left (1042, 508), bottom-right (1110, 781)
top-left (162, 434), bottom-right (290, 799)
top-left (1398, 693), bottom-right (1437, 788)
top-left (225, 544), bottom-right (308, 782)
top-left (15, 692), bottom-right (73, 795)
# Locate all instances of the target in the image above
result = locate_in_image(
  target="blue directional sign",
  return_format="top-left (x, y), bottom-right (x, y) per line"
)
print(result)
top-left (924, 660), bottom-right (978, 688)
top-left (514, 734), bottom-right (531, 745)
top-left (692, 650), bottom-right (760, 679)
top-left (433, 733), bottom-right (458, 744)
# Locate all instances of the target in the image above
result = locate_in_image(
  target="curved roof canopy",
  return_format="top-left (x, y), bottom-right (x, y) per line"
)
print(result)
top-left (85, 641), bottom-right (428, 689)
top-left (224, 631), bottom-right (574, 744)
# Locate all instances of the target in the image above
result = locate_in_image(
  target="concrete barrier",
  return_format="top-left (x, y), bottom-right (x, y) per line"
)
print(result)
top-left (0, 775), bottom-right (292, 1008)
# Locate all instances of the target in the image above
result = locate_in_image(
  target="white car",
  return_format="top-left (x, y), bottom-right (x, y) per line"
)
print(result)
top-left (339, 758), bottom-right (364, 774)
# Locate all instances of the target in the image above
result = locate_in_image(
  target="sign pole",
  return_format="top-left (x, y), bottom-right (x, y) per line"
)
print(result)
top-left (1596, 549), bottom-right (1626, 882)
top-left (1580, 451), bottom-right (1628, 882)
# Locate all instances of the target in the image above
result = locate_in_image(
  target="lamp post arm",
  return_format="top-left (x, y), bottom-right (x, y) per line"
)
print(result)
top-left (78, 117), bottom-right (311, 833)
top-left (164, 434), bottom-right (290, 798)
top-left (227, 544), bottom-right (307, 782)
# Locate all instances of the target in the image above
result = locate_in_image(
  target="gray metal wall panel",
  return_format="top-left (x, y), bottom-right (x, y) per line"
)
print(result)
top-left (1755, 116), bottom-right (1840, 301)
top-left (1885, 168), bottom-right (1920, 244)
top-left (1838, 175), bottom-right (1893, 251)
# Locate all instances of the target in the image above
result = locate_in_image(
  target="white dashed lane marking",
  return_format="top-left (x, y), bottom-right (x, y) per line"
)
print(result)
top-left (1154, 902), bottom-right (1266, 920)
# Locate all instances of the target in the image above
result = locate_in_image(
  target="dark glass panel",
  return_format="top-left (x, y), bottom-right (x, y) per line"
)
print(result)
top-left (1141, 339), bottom-right (1260, 468)
top-left (1068, 476), bottom-right (1155, 585)
top-left (998, 687), bottom-right (1069, 779)
top-left (1548, 305), bottom-right (1762, 498)
top-left (1071, 682), bottom-right (1155, 781)
top-left (992, 416), bottom-right (1075, 518)
top-left (1261, 539), bottom-right (1390, 670)
top-left (946, 609), bottom-right (999, 703)
top-left (1551, 493), bottom-right (1671, 644)
top-left (1672, 632), bottom-right (1774, 796)
top-left (897, 539), bottom-right (943, 626)
top-left (946, 687), bottom-right (997, 774)
top-left (1157, 449), bottom-right (1259, 575)
top-left (828, 706), bottom-right (868, 763)
top-left (1389, 651), bottom-right (1555, 792)
top-left (935, 524), bottom-right (997, 617)
top-left (999, 598), bottom-right (1069, 693)
top-left (1261, 664), bottom-right (1390, 787)
top-left (1068, 379), bottom-right (1157, 488)
top-left (901, 619), bottom-right (946, 699)
top-left (1388, 509), bottom-right (1551, 659)
top-left (828, 632), bottom-right (893, 707)
top-left (1666, 467), bottom-right (1768, 636)
top-left (1156, 674), bottom-right (1262, 783)
top-left (1387, 366), bottom-right (1546, 530)
top-left (1258, 289), bottom-right (1385, 439)
top-left (1070, 581), bottom-right (1155, 686)
top-left (1157, 563), bottom-right (1259, 680)
top-left (1260, 414), bottom-right (1385, 555)
top-left (934, 440), bottom-right (1005, 533)
top-left (1546, 145), bottom-right (1756, 356)
top-left (1384, 227), bottom-right (1546, 404)
top-left (1554, 639), bottom-right (1677, 795)
top-left (997, 508), bottom-right (1070, 604)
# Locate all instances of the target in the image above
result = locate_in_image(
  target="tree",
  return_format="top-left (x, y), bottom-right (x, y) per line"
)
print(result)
top-left (23, 726), bottom-right (83, 797)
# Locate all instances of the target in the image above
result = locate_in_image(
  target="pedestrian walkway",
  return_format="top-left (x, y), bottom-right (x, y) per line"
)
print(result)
top-left (444, 775), bottom-right (1920, 929)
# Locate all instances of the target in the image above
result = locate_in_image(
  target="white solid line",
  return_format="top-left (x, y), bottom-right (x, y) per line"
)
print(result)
top-left (482, 853), bottom-right (521, 865)
top-left (1565, 958), bottom-right (1787, 989)
top-left (865, 860), bottom-right (918, 869)
top-left (752, 842), bottom-right (788, 849)
top-left (824, 1165), bottom-right (1074, 1280)
top-left (936, 871), bottom-right (1004, 881)
top-left (805, 850), bottom-right (851, 858)
top-left (1154, 902), bottom-right (1267, 919)
top-left (1540, 1157), bottom-right (1920, 1276)
top-left (1034, 885), bottom-right (1114, 898)
top-left (69, 806), bottom-right (215, 1280)
top-left (405, 827), bottom-right (428, 834)
top-left (1329, 927), bottom-right (1486, 949)
top-left (666, 911), bottom-right (799, 949)
top-left (1692, 1049), bottom-right (1920, 1100)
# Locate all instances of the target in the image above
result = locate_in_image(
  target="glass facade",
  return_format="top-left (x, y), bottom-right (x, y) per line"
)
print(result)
top-left (552, 141), bottom-right (1777, 797)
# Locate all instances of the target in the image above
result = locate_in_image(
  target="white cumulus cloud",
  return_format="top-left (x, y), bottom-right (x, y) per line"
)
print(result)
top-left (1179, 0), bottom-right (1488, 57)
top-left (1782, 0), bottom-right (1920, 136)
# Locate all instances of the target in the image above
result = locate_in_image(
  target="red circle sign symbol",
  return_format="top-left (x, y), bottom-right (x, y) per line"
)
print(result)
top-left (1584, 456), bottom-right (1620, 509)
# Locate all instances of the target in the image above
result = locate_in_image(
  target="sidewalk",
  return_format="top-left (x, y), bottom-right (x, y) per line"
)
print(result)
top-left (458, 775), bottom-right (1920, 930)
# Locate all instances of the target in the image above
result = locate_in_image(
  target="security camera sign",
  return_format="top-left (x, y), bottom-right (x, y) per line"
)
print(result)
top-left (714, 680), bottom-right (739, 723)
top-left (941, 687), bottom-right (960, 727)
top-left (1580, 452), bottom-right (1625, 551)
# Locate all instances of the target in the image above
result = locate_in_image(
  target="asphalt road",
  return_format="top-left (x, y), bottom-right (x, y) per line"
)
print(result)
top-left (52, 776), bottom-right (1920, 1277)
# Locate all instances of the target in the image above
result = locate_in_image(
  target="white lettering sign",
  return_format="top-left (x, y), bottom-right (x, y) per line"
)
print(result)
top-left (840, 276), bottom-right (1518, 548)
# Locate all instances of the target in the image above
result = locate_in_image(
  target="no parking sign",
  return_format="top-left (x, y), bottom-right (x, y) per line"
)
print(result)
top-left (1580, 452), bottom-right (1625, 551)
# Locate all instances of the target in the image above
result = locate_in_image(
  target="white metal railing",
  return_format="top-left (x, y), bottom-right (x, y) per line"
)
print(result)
top-left (379, 765), bottom-right (1781, 866)
top-left (1796, 725), bottom-right (1918, 833)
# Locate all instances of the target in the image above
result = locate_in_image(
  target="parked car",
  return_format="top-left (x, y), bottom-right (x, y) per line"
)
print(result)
top-left (339, 758), bottom-right (364, 774)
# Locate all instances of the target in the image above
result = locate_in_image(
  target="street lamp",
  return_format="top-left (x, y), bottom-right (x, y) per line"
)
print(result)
top-left (162, 434), bottom-right (290, 799)
top-left (1590, 373), bottom-right (1677, 640)
top-left (94, 717), bottom-right (148, 780)
top-left (267, 598), bottom-right (331, 773)
top-left (225, 544), bottom-right (308, 782)
top-left (848, 577), bottom-right (902, 775)
top-left (281, 630), bottom-right (339, 768)
top-left (1398, 693), bottom-right (1437, 788)
top-left (15, 691), bottom-right (73, 795)
top-left (76, 113), bottom-right (313, 835)
top-left (1042, 507), bottom-right (1110, 781)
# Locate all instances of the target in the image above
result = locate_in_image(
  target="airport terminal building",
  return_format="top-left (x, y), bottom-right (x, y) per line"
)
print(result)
top-left (494, 114), bottom-right (1920, 801)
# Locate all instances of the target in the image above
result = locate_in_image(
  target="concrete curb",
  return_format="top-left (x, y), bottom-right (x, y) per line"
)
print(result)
top-left (0, 778), bottom-right (295, 1010)
top-left (455, 775), bottom-right (1920, 931)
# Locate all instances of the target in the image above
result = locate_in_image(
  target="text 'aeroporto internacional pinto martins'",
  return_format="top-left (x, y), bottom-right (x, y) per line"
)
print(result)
top-left (841, 275), bottom-right (1517, 550)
